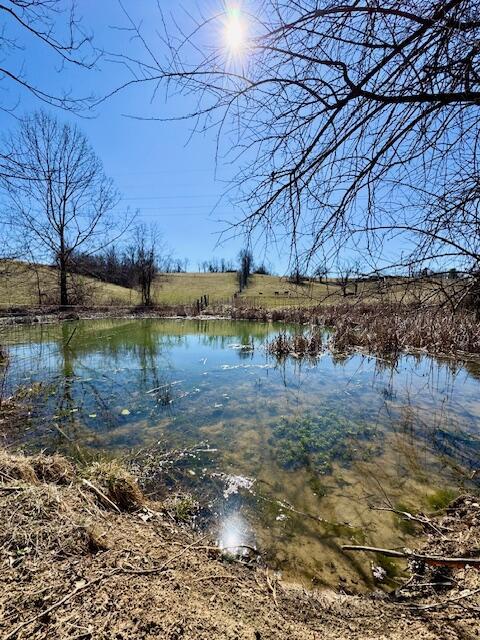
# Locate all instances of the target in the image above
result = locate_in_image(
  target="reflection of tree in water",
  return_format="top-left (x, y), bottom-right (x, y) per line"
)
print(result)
top-left (4, 319), bottom-right (480, 484)
top-left (378, 356), bottom-right (480, 484)
top-left (44, 321), bottom-right (180, 450)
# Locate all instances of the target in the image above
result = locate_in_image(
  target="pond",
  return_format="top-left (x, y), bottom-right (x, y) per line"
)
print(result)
top-left (2, 318), bottom-right (480, 591)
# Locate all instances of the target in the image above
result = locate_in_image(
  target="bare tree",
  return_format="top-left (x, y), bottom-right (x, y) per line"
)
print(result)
top-left (238, 248), bottom-right (253, 291)
top-left (130, 224), bottom-right (160, 307)
top-left (0, 1), bottom-right (95, 116)
top-left (109, 1), bottom-right (480, 309)
top-left (2, 110), bottom-right (120, 307)
top-left (336, 263), bottom-right (354, 298)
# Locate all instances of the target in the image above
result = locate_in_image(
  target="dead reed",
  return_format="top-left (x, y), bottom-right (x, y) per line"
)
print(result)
top-left (266, 330), bottom-right (324, 358)
top-left (252, 303), bottom-right (480, 358)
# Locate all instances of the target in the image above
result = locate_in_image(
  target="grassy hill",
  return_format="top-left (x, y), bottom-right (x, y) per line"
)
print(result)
top-left (0, 262), bottom-right (442, 310)
top-left (0, 261), bottom-right (140, 308)
top-left (152, 272), bottom-right (344, 306)
top-left (152, 272), bottom-right (238, 304)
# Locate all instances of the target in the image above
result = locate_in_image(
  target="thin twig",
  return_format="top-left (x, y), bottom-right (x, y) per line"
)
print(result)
top-left (342, 545), bottom-right (480, 569)
top-left (81, 479), bottom-right (121, 514)
top-left (372, 505), bottom-right (451, 535)
top-left (265, 570), bottom-right (279, 609)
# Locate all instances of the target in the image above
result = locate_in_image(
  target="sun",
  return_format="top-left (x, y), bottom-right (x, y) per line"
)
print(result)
top-left (223, 5), bottom-right (247, 54)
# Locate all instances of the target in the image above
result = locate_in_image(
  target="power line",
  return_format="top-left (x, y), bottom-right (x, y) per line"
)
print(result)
top-left (120, 194), bottom-right (225, 201)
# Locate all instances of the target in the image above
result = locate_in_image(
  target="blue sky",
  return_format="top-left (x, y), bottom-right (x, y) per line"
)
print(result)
top-left (0, 1), bottom-right (279, 271)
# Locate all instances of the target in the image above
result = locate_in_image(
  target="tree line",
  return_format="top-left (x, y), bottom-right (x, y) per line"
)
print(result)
top-left (1, 1), bottom-right (480, 313)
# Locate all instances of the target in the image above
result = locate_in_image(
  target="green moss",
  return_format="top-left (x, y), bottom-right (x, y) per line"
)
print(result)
top-left (271, 413), bottom-right (382, 474)
top-left (426, 488), bottom-right (458, 511)
top-left (375, 553), bottom-right (401, 580)
top-left (307, 475), bottom-right (328, 497)
top-left (163, 494), bottom-right (199, 522)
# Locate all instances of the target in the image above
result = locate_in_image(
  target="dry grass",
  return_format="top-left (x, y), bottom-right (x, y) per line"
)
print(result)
top-left (85, 460), bottom-right (144, 512)
top-left (0, 260), bottom-right (140, 308)
top-left (234, 303), bottom-right (480, 358)
top-left (267, 330), bottom-right (324, 358)
top-left (0, 449), bottom-right (478, 639)
top-left (0, 261), bottom-right (452, 311)
top-left (0, 449), bottom-right (76, 485)
top-left (238, 274), bottom-right (444, 308)
top-left (153, 272), bottom-right (238, 304)
top-left (328, 304), bottom-right (480, 357)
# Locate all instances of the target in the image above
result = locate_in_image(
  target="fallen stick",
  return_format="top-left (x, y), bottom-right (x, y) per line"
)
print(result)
top-left (81, 479), bottom-right (121, 514)
top-left (342, 545), bottom-right (480, 569)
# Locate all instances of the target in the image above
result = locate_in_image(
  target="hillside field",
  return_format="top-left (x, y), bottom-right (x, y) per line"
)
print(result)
top-left (0, 261), bottom-right (140, 308)
top-left (0, 262), bottom-right (444, 309)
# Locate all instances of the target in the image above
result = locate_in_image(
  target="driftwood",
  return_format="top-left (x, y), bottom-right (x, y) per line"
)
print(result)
top-left (342, 545), bottom-right (480, 570)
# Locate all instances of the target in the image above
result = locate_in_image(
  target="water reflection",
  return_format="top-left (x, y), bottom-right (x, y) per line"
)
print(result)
top-left (2, 318), bottom-right (480, 589)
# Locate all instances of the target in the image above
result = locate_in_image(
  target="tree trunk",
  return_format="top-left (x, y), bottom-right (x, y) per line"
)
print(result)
top-left (59, 256), bottom-right (68, 308)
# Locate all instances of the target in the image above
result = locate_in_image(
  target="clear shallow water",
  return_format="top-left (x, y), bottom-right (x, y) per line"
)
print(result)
top-left (2, 318), bottom-right (480, 590)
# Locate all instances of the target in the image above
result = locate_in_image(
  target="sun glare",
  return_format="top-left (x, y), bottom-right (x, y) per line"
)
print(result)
top-left (224, 6), bottom-right (247, 54)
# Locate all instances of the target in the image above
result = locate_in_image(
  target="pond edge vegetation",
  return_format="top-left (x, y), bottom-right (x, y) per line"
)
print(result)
top-left (2, 301), bottom-right (480, 361)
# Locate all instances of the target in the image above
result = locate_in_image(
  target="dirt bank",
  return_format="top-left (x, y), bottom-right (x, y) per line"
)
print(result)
top-left (0, 450), bottom-right (479, 639)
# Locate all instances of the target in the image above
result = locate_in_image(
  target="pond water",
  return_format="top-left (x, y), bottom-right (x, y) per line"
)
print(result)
top-left (2, 318), bottom-right (480, 591)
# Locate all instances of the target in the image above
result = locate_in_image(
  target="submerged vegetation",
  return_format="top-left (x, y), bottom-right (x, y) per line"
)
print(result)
top-left (271, 415), bottom-right (381, 475)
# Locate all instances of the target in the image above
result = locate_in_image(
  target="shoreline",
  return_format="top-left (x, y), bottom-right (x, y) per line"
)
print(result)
top-left (0, 448), bottom-right (478, 639)
top-left (1, 304), bottom-right (480, 364)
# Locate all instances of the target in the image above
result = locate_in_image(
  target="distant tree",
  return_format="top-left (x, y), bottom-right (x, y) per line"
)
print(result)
top-left (314, 262), bottom-right (328, 283)
top-left (130, 225), bottom-right (160, 306)
top-left (2, 111), bottom-right (120, 307)
top-left (448, 268), bottom-right (459, 280)
top-left (254, 264), bottom-right (270, 275)
top-left (336, 262), bottom-right (354, 298)
top-left (237, 249), bottom-right (253, 291)
top-left (289, 267), bottom-right (305, 285)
